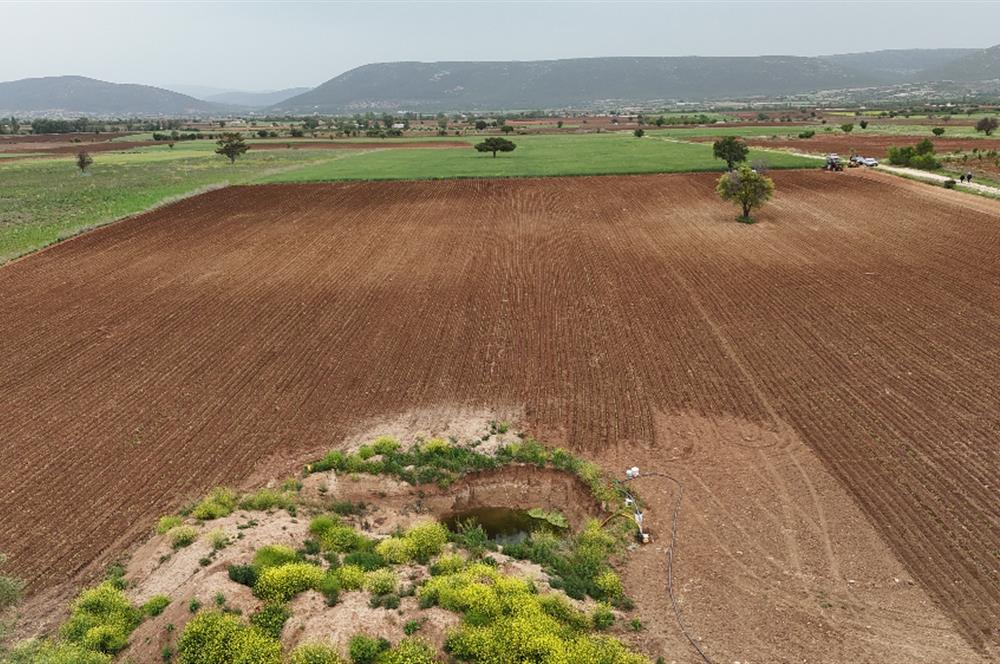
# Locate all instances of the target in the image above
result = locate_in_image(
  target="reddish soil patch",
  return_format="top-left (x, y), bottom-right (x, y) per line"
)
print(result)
top-left (250, 140), bottom-right (468, 150)
top-left (1, 173), bottom-right (999, 657)
top-left (732, 134), bottom-right (1000, 157)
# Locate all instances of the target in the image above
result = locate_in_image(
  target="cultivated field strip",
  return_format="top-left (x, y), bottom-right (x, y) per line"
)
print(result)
top-left (0, 172), bottom-right (998, 651)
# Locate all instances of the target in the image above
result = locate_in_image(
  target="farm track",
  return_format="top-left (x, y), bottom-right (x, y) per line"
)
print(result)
top-left (0, 172), bottom-right (998, 655)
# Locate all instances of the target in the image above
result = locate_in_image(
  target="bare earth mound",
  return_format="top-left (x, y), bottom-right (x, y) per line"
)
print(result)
top-left (1, 172), bottom-right (998, 660)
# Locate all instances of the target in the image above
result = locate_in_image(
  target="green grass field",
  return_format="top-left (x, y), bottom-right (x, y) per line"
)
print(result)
top-left (257, 132), bottom-right (815, 183)
top-left (0, 147), bottom-right (353, 263)
top-left (0, 132), bottom-right (816, 263)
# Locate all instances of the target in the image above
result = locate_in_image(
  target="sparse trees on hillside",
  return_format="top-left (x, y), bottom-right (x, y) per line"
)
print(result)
top-left (712, 136), bottom-right (749, 170)
top-left (975, 117), bottom-right (998, 136)
top-left (715, 164), bottom-right (775, 223)
top-left (474, 137), bottom-right (516, 158)
top-left (215, 133), bottom-right (249, 164)
top-left (76, 150), bottom-right (93, 174)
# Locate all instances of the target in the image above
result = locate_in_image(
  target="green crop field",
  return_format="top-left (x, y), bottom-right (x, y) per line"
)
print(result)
top-left (0, 147), bottom-right (354, 263)
top-left (0, 132), bottom-right (816, 263)
top-left (257, 132), bottom-right (816, 183)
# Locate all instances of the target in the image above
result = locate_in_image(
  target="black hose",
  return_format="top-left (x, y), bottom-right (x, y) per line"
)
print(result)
top-left (625, 471), bottom-right (715, 664)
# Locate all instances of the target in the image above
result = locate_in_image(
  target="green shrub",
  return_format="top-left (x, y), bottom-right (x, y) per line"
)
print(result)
top-left (168, 526), bottom-right (198, 549)
top-left (363, 569), bottom-right (398, 596)
top-left (61, 582), bottom-right (141, 654)
top-left (190, 487), bottom-right (238, 520)
top-left (249, 602), bottom-right (290, 639)
top-left (317, 572), bottom-right (341, 605)
top-left (944, 179), bottom-right (957, 189)
top-left (430, 553), bottom-right (466, 576)
top-left (253, 563), bottom-right (325, 603)
top-left (348, 634), bottom-right (390, 664)
top-left (594, 570), bottom-right (624, 600)
top-left (156, 515), bottom-right (183, 534)
top-left (343, 550), bottom-right (386, 571)
top-left (252, 544), bottom-right (300, 570)
top-left (371, 436), bottom-right (400, 455)
top-left (592, 602), bottom-right (615, 630)
top-left (227, 564), bottom-right (257, 588)
top-left (290, 643), bottom-right (346, 664)
top-left (2, 640), bottom-right (113, 664)
top-left (311, 516), bottom-right (367, 553)
top-left (334, 564), bottom-right (365, 591)
top-left (403, 618), bottom-right (426, 635)
top-left (379, 637), bottom-right (438, 664)
top-left (176, 610), bottom-right (281, 664)
top-left (239, 488), bottom-right (295, 512)
top-left (798, 130), bottom-right (815, 139)
top-left (369, 593), bottom-right (400, 609)
top-left (207, 528), bottom-right (230, 551)
top-left (142, 595), bottom-right (171, 617)
top-left (537, 594), bottom-right (590, 631)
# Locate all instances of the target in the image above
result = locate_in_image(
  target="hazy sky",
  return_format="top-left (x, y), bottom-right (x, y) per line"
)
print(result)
top-left (4, 1), bottom-right (998, 92)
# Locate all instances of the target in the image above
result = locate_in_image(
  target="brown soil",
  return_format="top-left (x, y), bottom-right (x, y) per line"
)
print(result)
top-left (1, 172), bottom-right (999, 659)
top-left (732, 134), bottom-right (1000, 157)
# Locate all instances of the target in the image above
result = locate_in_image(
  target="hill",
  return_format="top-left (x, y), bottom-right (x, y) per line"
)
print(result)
top-left (820, 48), bottom-right (976, 80)
top-left (918, 44), bottom-right (1000, 81)
top-left (270, 56), bottom-right (880, 113)
top-left (204, 87), bottom-right (311, 107)
top-left (0, 75), bottom-right (225, 116)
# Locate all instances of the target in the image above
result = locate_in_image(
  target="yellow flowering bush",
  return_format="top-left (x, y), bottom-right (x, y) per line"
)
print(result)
top-left (60, 582), bottom-right (141, 654)
top-left (190, 487), bottom-right (238, 520)
top-left (289, 643), bottom-right (346, 664)
top-left (176, 610), bottom-right (281, 664)
top-left (363, 568), bottom-right (398, 596)
top-left (375, 536), bottom-right (415, 564)
top-left (253, 562), bottom-right (325, 603)
top-left (332, 564), bottom-right (366, 591)
top-left (594, 570), bottom-right (624, 600)
top-left (379, 637), bottom-right (440, 664)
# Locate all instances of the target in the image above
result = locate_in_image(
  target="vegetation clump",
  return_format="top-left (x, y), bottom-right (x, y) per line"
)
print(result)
top-left (176, 610), bottom-right (281, 664)
top-left (888, 138), bottom-right (941, 170)
top-left (253, 562), bottom-right (325, 603)
top-left (60, 582), bottom-right (142, 655)
top-left (190, 487), bottom-right (238, 520)
top-left (715, 164), bottom-right (775, 222)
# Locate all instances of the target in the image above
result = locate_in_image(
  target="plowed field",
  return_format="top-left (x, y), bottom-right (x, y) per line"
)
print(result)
top-left (1, 172), bottom-right (998, 655)
top-left (738, 134), bottom-right (1000, 156)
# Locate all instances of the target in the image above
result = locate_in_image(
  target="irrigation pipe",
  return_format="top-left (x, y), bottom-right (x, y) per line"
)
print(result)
top-left (624, 471), bottom-right (715, 664)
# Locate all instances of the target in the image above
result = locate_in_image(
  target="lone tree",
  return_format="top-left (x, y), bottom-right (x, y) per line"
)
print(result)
top-left (712, 136), bottom-right (749, 170)
top-left (841, 123), bottom-right (854, 133)
top-left (76, 150), bottom-right (93, 174)
top-left (475, 120), bottom-right (488, 130)
top-left (716, 164), bottom-right (775, 223)
top-left (215, 133), bottom-right (249, 164)
top-left (975, 117), bottom-right (998, 136)
top-left (932, 127), bottom-right (946, 136)
top-left (633, 128), bottom-right (645, 138)
top-left (500, 124), bottom-right (514, 134)
top-left (859, 120), bottom-right (869, 129)
top-left (474, 137), bottom-right (516, 158)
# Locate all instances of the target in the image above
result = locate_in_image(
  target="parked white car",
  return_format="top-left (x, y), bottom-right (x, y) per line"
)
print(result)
top-left (861, 157), bottom-right (879, 167)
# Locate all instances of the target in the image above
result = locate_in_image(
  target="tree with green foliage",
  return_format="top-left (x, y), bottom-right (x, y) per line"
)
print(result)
top-left (215, 133), bottom-right (249, 164)
top-left (475, 120), bottom-right (488, 130)
top-left (841, 123), bottom-right (854, 133)
top-left (474, 137), bottom-right (516, 158)
top-left (556, 120), bottom-right (564, 128)
top-left (76, 150), bottom-right (93, 174)
top-left (715, 164), bottom-right (775, 223)
top-left (859, 120), bottom-right (868, 129)
top-left (500, 124), bottom-right (514, 134)
top-left (932, 127), bottom-right (945, 136)
top-left (975, 117), bottom-right (998, 136)
top-left (633, 128), bottom-right (645, 138)
top-left (712, 136), bottom-right (749, 170)
top-left (303, 117), bottom-right (321, 130)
